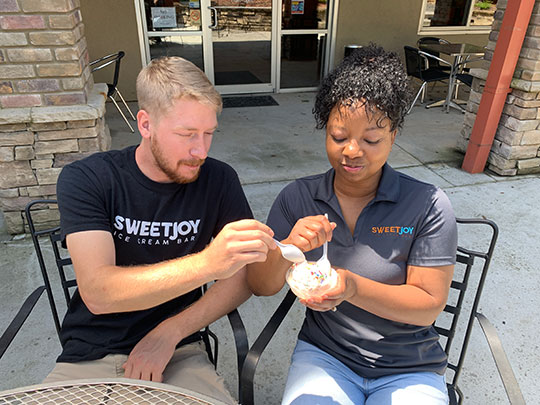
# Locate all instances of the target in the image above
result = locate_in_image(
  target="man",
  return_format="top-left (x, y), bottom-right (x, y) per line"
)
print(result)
top-left (45, 56), bottom-right (275, 404)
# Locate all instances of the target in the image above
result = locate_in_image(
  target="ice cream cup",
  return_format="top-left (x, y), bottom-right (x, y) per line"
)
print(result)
top-left (285, 260), bottom-right (338, 300)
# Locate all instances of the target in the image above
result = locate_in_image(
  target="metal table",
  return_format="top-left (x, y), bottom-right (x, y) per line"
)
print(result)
top-left (0, 378), bottom-right (229, 404)
top-left (422, 43), bottom-right (485, 112)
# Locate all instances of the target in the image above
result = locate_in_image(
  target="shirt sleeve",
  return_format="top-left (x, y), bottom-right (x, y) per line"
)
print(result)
top-left (213, 164), bottom-right (253, 236)
top-left (56, 163), bottom-right (111, 240)
top-left (407, 187), bottom-right (457, 267)
top-left (266, 181), bottom-right (299, 240)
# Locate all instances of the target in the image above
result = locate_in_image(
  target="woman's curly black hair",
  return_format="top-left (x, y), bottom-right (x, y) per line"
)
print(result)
top-left (313, 43), bottom-right (412, 132)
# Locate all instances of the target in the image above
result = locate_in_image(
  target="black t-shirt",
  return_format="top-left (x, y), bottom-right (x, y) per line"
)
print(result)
top-left (56, 145), bottom-right (252, 362)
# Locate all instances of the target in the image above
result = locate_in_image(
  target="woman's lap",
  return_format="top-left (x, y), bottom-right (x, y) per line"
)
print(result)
top-left (282, 340), bottom-right (448, 405)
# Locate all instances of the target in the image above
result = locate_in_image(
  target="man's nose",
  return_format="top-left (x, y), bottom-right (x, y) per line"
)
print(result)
top-left (190, 135), bottom-right (209, 159)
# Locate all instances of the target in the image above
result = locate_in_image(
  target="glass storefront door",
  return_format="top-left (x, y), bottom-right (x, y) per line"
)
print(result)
top-left (208, 0), bottom-right (274, 93)
top-left (136, 0), bottom-right (334, 94)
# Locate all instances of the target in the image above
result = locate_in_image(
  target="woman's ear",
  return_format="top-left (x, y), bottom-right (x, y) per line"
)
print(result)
top-left (390, 130), bottom-right (397, 145)
top-left (137, 109), bottom-right (152, 139)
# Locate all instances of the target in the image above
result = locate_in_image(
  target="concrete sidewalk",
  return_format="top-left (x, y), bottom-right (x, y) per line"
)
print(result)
top-left (1, 93), bottom-right (538, 404)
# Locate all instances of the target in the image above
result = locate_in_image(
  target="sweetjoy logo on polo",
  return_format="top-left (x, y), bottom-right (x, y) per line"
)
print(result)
top-left (113, 215), bottom-right (201, 244)
top-left (372, 226), bottom-right (414, 236)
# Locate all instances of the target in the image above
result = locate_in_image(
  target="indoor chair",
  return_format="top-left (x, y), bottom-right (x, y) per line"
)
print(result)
top-left (0, 199), bottom-right (249, 396)
top-left (89, 51), bottom-right (137, 133)
top-left (404, 45), bottom-right (451, 113)
top-left (238, 218), bottom-right (526, 405)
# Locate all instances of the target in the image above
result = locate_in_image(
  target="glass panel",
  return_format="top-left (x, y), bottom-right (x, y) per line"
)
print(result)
top-left (282, 0), bottom-right (328, 30)
top-left (211, 0), bottom-right (272, 85)
top-left (469, 0), bottom-right (497, 26)
top-left (281, 34), bottom-right (325, 88)
top-left (422, 0), bottom-right (479, 28)
top-left (143, 0), bottom-right (202, 32)
top-left (148, 36), bottom-right (204, 71)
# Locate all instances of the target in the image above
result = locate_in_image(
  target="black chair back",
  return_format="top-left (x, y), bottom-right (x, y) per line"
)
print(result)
top-left (403, 45), bottom-right (424, 80)
top-left (437, 218), bottom-right (498, 403)
top-left (417, 37), bottom-right (450, 70)
top-left (25, 199), bottom-right (74, 339)
top-left (239, 218), bottom-right (524, 405)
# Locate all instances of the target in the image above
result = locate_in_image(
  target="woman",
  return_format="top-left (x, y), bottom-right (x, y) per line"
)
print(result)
top-left (247, 44), bottom-right (457, 404)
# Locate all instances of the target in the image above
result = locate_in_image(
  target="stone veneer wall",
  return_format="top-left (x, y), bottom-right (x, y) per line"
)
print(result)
top-left (0, 84), bottom-right (110, 234)
top-left (458, 0), bottom-right (540, 175)
top-left (0, 0), bottom-right (111, 234)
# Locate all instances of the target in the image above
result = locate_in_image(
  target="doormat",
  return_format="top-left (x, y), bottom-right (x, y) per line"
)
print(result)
top-left (222, 95), bottom-right (279, 108)
top-left (215, 71), bottom-right (262, 85)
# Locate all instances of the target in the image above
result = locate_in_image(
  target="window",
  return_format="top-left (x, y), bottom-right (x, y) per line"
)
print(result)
top-left (419, 0), bottom-right (497, 34)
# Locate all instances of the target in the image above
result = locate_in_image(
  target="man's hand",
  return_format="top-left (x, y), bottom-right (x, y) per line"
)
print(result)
top-left (202, 219), bottom-right (276, 280)
top-left (285, 215), bottom-right (336, 252)
top-left (122, 323), bottom-right (177, 382)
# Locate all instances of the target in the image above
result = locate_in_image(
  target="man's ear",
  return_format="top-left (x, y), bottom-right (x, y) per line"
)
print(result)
top-left (137, 109), bottom-right (152, 139)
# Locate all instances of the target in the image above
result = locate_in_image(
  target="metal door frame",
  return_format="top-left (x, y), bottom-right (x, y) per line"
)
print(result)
top-left (134, 0), bottom-right (339, 94)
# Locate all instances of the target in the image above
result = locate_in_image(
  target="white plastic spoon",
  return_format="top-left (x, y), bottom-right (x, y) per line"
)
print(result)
top-left (317, 213), bottom-right (330, 269)
top-left (273, 239), bottom-right (306, 263)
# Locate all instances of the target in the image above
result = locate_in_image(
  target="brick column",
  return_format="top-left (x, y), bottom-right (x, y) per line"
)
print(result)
top-left (458, 0), bottom-right (540, 176)
top-left (0, 0), bottom-right (110, 234)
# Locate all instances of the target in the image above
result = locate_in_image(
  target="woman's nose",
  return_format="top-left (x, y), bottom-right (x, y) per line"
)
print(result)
top-left (343, 140), bottom-right (362, 157)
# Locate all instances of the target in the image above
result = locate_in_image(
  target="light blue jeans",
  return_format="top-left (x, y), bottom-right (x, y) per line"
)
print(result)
top-left (282, 340), bottom-right (448, 405)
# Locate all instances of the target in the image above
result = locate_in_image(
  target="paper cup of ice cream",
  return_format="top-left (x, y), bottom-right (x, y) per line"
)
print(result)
top-left (286, 260), bottom-right (338, 300)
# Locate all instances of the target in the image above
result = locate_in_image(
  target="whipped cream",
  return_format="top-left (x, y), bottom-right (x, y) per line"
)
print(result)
top-left (286, 260), bottom-right (338, 300)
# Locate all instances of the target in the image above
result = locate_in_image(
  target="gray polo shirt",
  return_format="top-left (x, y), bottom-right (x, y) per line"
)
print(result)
top-left (267, 163), bottom-right (457, 378)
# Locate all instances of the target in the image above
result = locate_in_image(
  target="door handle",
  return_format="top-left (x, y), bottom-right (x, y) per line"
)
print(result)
top-left (208, 6), bottom-right (218, 29)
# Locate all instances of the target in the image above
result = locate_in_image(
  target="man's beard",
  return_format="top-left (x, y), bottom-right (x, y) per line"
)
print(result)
top-left (150, 136), bottom-right (205, 184)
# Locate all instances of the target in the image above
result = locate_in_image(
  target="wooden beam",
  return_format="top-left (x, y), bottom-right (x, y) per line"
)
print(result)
top-left (462, 0), bottom-right (536, 173)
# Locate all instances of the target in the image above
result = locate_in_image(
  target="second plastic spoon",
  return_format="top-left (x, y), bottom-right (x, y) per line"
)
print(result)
top-left (273, 239), bottom-right (306, 263)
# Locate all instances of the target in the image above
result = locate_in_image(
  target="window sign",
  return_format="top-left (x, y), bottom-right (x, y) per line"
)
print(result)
top-left (291, 0), bottom-right (304, 15)
top-left (151, 7), bottom-right (177, 29)
top-left (189, 1), bottom-right (200, 8)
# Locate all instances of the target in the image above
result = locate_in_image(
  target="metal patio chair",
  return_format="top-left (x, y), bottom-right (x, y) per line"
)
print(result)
top-left (238, 218), bottom-right (525, 405)
top-left (89, 51), bottom-right (137, 133)
top-left (404, 45), bottom-right (451, 113)
top-left (417, 36), bottom-right (451, 71)
top-left (1, 199), bottom-right (249, 395)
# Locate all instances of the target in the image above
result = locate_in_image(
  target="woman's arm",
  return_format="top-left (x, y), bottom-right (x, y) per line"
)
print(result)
top-left (303, 264), bottom-right (454, 326)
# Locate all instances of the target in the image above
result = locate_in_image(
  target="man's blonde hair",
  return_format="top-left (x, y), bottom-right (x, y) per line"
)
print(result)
top-left (136, 56), bottom-right (222, 119)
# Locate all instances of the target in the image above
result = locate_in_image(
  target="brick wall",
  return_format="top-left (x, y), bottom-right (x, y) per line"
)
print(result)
top-left (459, 0), bottom-right (540, 175)
top-left (0, 0), bottom-right (110, 234)
top-left (0, 0), bottom-right (91, 108)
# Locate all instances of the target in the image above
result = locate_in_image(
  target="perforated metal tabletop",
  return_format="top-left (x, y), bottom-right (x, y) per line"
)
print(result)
top-left (0, 378), bottom-right (228, 404)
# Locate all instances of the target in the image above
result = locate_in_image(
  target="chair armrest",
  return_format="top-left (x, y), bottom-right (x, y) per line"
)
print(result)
top-left (226, 309), bottom-right (249, 382)
top-left (0, 286), bottom-right (46, 360)
top-left (239, 289), bottom-right (297, 405)
top-left (475, 312), bottom-right (526, 405)
top-left (418, 50), bottom-right (453, 68)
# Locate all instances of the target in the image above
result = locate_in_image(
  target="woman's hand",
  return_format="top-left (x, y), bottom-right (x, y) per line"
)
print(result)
top-left (300, 269), bottom-right (356, 311)
top-left (284, 215), bottom-right (336, 252)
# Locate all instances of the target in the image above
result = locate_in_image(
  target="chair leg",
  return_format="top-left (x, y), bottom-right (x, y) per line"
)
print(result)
top-left (110, 96), bottom-right (135, 133)
top-left (115, 88), bottom-right (137, 121)
top-left (408, 82), bottom-right (427, 114)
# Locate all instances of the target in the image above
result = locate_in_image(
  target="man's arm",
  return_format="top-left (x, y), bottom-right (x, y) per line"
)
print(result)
top-left (68, 219), bottom-right (274, 314)
top-left (122, 268), bottom-right (252, 382)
